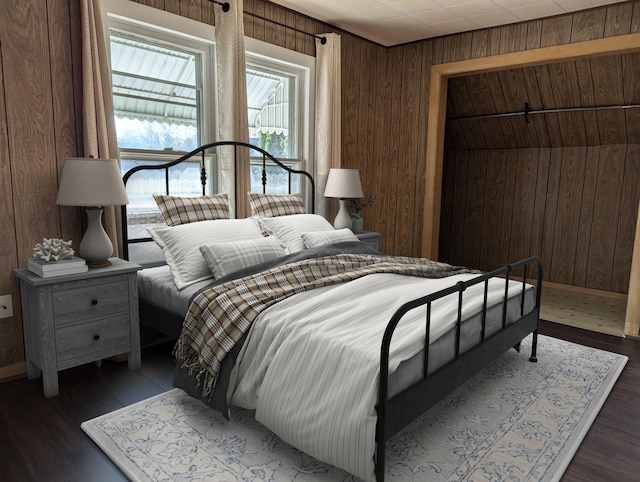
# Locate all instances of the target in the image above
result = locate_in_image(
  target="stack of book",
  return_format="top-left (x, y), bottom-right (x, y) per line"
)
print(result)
top-left (28, 257), bottom-right (88, 278)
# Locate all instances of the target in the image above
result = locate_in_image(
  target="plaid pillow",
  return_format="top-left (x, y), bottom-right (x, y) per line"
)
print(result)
top-left (302, 228), bottom-right (359, 248)
top-left (199, 237), bottom-right (286, 279)
top-left (153, 193), bottom-right (230, 226)
top-left (248, 192), bottom-right (305, 217)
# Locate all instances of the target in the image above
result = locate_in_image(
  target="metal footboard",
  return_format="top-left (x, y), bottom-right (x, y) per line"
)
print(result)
top-left (375, 256), bottom-right (543, 481)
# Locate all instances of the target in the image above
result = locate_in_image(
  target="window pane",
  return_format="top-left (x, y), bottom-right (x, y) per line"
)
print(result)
top-left (122, 158), bottom-right (203, 240)
top-left (113, 117), bottom-right (197, 151)
top-left (246, 66), bottom-right (296, 158)
top-left (250, 163), bottom-right (301, 195)
top-left (110, 33), bottom-right (200, 151)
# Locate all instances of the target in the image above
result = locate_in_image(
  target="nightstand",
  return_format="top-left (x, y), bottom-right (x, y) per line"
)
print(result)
top-left (14, 258), bottom-right (142, 397)
top-left (356, 231), bottom-right (381, 250)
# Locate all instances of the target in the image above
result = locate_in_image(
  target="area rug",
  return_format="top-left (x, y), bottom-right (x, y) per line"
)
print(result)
top-left (82, 335), bottom-right (627, 482)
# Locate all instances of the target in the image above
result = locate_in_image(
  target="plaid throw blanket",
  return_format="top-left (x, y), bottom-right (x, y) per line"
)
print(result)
top-left (174, 253), bottom-right (474, 399)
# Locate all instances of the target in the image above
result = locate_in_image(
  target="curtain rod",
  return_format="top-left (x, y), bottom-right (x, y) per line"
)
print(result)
top-left (209, 1), bottom-right (327, 44)
top-left (448, 102), bottom-right (640, 123)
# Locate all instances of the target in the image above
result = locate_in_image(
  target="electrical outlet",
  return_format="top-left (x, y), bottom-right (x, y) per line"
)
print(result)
top-left (0, 295), bottom-right (13, 319)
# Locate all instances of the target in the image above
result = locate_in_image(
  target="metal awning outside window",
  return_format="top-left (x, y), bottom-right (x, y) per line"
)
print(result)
top-left (247, 67), bottom-right (290, 136)
top-left (110, 34), bottom-right (198, 127)
top-left (110, 33), bottom-right (291, 135)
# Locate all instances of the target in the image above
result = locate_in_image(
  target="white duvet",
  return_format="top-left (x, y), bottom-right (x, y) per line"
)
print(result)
top-left (227, 272), bottom-right (528, 481)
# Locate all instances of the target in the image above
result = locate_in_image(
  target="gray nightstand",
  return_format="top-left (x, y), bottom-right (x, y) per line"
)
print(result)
top-left (14, 258), bottom-right (142, 397)
top-left (356, 231), bottom-right (381, 250)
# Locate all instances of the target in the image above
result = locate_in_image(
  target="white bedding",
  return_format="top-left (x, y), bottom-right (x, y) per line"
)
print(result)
top-left (228, 272), bottom-right (533, 481)
top-left (137, 265), bottom-right (211, 316)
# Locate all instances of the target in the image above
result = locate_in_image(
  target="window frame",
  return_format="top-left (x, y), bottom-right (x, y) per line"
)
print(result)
top-left (245, 37), bottom-right (315, 204)
top-left (106, 8), bottom-right (217, 159)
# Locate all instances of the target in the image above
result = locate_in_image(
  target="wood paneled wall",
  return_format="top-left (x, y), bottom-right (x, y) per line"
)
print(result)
top-left (0, 0), bottom-right (83, 373)
top-left (0, 0), bottom-right (638, 372)
top-left (440, 146), bottom-right (640, 294)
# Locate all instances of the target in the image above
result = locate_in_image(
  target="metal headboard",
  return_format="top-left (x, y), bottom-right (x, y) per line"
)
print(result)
top-left (121, 140), bottom-right (315, 260)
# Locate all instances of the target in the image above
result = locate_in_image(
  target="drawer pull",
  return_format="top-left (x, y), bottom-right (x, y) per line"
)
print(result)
top-left (91, 300), bottom-right (98, 306)
top-left (93, 335), bottom-right (100, 341)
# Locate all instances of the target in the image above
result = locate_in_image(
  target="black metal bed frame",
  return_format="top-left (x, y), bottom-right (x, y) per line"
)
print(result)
top-left (121, 140), bottom-right (315, 261)
top-left (120, 142), bottom-right (541, 481)
top-left (374, 256), bottom-right (541, 480)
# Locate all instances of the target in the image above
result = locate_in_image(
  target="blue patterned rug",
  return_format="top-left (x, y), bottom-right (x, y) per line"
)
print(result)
top-left (82, 335), bottom-right (626, 481)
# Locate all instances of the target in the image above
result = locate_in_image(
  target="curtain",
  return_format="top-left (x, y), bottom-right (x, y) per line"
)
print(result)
top-left (315, 33), bottom-right (342, 219)
top-left (79, 0), bottom-right (122, 256)
top-left (214, 0), bottom-right (250, 218)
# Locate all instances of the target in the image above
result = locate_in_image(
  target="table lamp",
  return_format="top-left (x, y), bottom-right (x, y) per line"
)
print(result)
top-left (56, 157), bottom-right (129, 268)
top-left (323, 168), bottom-right (363, 229)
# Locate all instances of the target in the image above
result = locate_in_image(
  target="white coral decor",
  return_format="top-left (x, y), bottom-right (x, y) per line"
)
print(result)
top-left (32, 238), bottom-right (75, 262)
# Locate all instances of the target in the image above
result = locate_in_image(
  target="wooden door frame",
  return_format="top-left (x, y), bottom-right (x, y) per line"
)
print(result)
top-left (421, 32), bottom-right (640, 336)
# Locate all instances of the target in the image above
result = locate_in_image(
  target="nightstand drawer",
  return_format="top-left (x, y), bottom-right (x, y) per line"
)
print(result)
top-left (52, 275), bottom-right (130, 326)
top-left (55, 316), bottom-right (131, 369)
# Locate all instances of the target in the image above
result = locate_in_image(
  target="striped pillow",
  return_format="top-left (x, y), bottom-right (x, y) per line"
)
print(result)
top-left (147, 219), bottom-right (263, 289)
top-left (199, 237), bottom-right (286, 279)
top-left (302, 228), bottom-right (359, 248)
top-left (153, 193), bottom-right (230, 226)
top-left (256, 214), bottom-right (335, 253)
top-left (248, 192), bottom-right (305, 217)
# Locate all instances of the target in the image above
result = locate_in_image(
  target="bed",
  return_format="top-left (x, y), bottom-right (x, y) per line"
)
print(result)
top-left (121, 141), bottom-right (542, 482)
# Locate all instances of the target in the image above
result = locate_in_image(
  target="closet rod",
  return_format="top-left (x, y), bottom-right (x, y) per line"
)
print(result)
top-left (209, 1), bottom-right (327, 44)
top-left (448, 102), bottom-right (640, 123)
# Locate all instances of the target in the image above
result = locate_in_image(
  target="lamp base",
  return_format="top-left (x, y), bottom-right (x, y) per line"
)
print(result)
top-left (333, 199), bottom-right (352, 230)
top-left (87, 259), bottom-right (112, 269)
top-left (79, 207), bottom-right (114, 268)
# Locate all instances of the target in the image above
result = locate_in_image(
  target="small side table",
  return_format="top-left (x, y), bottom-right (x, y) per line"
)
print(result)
top-left (14, 258), bottom-right (142, 397)
top-left (356, 231), bottom-right (381, 250)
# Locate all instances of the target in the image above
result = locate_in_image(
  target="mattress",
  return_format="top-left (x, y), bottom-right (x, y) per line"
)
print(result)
top-left (389, 277), bottom-right (534, 397)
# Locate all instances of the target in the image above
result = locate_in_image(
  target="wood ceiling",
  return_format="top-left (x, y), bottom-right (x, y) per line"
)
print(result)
top-left (444, 51), bottom-right (640, 149)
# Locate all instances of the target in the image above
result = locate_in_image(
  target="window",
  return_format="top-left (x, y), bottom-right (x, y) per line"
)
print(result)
top-left (245, 51), bottom-right (311, 195)
top-left (105, 1), bottom-right (315, 262)
top-left (110, 32), bottom-right (209, 239)
top-left (106, 9), bottom-right (217, 263)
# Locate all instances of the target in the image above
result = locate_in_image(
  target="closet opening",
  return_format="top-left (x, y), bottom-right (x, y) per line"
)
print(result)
top-left (422, 33), bottom-right (640, 337)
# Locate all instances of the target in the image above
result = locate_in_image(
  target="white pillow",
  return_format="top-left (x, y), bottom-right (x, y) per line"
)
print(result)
top-left (256, 214), bottom-right (335, 253)
top-left (200, 237), bottom-right (286, 279)
top-left (148, 219), bottom-right (263, 289)
top-left (302, 228), bottom-right (359, 248)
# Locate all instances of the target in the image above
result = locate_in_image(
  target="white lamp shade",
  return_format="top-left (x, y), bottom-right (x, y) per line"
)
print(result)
top-left (323, 168), bottom-right (363, 199)
top-left (56, 157), bottom-right (129, 206)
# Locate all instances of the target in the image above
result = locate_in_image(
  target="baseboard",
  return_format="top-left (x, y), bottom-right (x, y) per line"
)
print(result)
top-left (541, 281), bottom-right (627, 301)
top-left (0, 361), bottom-right (26, 382)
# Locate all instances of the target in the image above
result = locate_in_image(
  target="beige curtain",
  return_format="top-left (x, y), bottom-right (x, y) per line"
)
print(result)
top-left (214, 0), bottom-right (250, 218)
top-left (315, 33), bottom-right (342, 219)
top-left (79, 0), bottom-right (122, 255)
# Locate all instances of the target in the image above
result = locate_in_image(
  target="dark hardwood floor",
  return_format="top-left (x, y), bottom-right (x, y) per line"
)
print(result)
top-left (1, 320), bottom-right (639, 481)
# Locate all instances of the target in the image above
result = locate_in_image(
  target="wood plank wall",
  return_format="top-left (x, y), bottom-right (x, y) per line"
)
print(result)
top-left (0, 0), bottom-right (84, 373)
top-left (0, 0), bottom-right (638, 372)
top-left (440, 146), bottom-right (640, 294)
